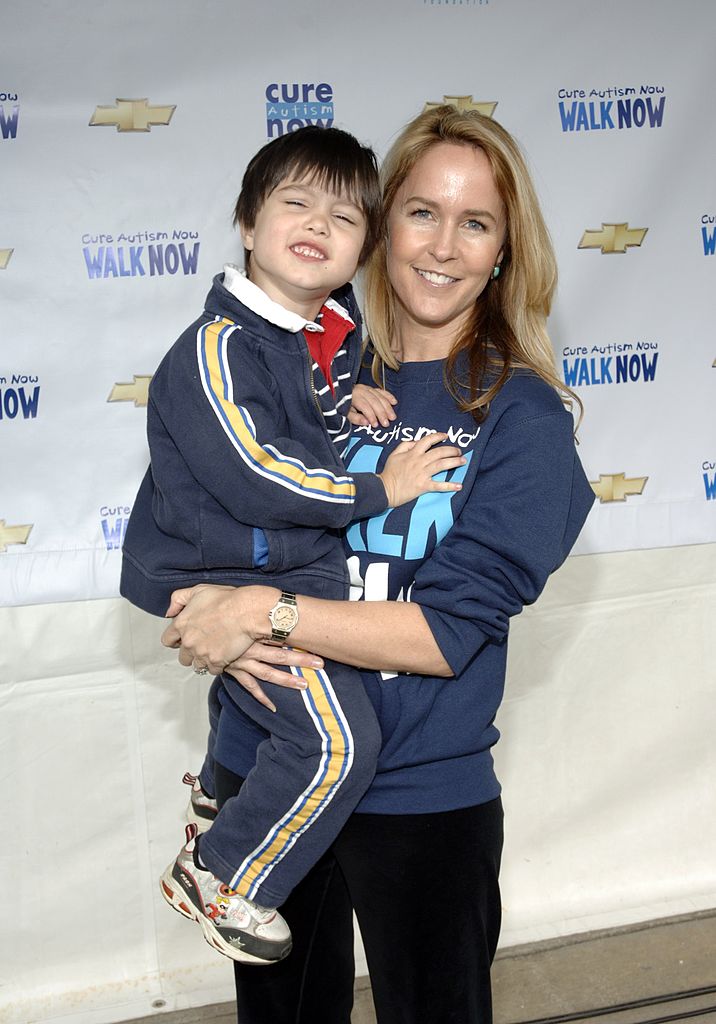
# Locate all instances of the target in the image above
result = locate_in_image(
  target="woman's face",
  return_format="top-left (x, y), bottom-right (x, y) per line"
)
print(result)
top-left (386, 142), bottom-right (506, 353)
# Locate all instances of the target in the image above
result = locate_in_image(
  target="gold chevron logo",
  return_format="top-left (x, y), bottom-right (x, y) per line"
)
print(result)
top-left (89, 98), bottom-right (176, 133)
top-left (424, 95), bottom-right (497, 117)
top-left (590, 473), bottom-right (648, 503)
top-left (0, 248), bottom-right (13, 270)
top-left (579, 223), bottom-right (648, 254)
top-left (107, 375), bottom-right (152, 407)
top-left (0, 520), bottom-right (33, 553)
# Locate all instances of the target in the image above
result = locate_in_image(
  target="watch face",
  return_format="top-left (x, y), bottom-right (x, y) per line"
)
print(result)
top-left (273, 605), bottom-right (298, 630)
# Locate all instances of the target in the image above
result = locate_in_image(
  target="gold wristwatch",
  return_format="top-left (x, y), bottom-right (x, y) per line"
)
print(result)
top-left (267, 591), bottom-right (299, 645)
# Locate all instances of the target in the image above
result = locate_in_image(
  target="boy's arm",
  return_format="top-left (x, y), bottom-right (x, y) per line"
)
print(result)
top-left (152, 324), bottom-right (388, 531)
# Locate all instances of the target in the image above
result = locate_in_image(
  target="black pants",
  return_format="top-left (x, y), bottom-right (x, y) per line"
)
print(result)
top-left (215, 762), bottom-right (504, 1024)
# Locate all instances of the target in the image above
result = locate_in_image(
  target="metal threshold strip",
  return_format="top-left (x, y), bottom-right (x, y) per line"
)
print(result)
top-left (514, 985), bottom-right (716, 1024)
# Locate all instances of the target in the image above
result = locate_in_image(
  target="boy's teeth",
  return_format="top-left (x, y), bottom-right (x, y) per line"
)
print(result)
top-left (417, 269), bottom-right (456, 285)
top-left (293, 245), bottom-right (325, 259)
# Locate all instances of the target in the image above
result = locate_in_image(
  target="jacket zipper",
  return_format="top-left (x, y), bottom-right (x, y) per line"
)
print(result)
top-left (304, 346), bottom-right (322, 414)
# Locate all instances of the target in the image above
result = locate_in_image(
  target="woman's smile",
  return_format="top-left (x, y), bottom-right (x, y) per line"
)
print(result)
top-left (413, 267), bottom-right (460, 286)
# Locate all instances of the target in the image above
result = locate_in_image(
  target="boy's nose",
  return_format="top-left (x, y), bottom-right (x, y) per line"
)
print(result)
top-left (305, 209), bottom-right (330, 235)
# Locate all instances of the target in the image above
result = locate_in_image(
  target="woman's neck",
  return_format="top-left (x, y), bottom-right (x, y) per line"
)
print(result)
top-left (391, 318), bottom-right (457, 363)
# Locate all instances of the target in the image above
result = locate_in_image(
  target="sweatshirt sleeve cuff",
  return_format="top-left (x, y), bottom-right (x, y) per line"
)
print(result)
top-left (417, 603), bottom-right (491, 677)
top-left (351, 473), bottom-right (389, 520)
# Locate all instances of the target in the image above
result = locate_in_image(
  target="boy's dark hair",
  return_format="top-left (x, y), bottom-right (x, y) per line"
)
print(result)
top-left (234, 126), bottom-right (381, 268)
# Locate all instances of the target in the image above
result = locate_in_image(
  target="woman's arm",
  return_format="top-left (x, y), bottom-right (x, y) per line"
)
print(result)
top-left (161, 401), bottom-right (594, 685)
top-left (161, 584), bottom-right (452, 679)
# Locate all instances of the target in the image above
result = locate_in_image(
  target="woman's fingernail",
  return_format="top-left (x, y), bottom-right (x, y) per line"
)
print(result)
top-left (269, 704), bottom-right (277, 713)
top-left (310, 658), bottom-right (323, 667)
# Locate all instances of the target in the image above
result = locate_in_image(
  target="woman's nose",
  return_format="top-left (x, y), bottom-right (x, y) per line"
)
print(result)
top-left (428, 223), bottom-right (458, 261)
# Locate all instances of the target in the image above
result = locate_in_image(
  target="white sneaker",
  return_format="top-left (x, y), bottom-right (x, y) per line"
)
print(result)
top-left (160, 823), bottom-right (292, 964)
top-left (183, 771), bottom-right (218, 833)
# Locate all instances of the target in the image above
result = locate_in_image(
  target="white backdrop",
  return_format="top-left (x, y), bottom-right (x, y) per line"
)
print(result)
top-left (2, 1), bottom-right (715, 1021)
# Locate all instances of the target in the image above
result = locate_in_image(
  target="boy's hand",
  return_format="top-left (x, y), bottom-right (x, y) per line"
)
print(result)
top-left (348, 384), bottom-right (397, 427)
top-left (379, 432), bottom-right (466, 508)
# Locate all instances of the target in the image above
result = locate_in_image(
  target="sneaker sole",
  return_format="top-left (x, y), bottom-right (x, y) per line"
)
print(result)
top-left (159, 865), bottom-right (291, 966)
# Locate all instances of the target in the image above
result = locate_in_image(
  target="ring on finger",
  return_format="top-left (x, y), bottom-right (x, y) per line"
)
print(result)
top-left (193, 665), bottom-right (210, 676)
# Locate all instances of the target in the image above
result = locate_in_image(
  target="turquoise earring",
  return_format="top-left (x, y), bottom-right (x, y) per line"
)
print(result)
top-left (491, 265), bottom-right (501, 280)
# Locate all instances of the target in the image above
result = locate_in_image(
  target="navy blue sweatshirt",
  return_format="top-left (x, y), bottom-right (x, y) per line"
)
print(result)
top-left (214, 355), bottom-right (595, 814)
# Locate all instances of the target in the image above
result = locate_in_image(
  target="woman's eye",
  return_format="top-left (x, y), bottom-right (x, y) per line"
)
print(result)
top-left (464, 219), bottom-right (485, 232)
top-left (410, 208), bottom-right (432, 220)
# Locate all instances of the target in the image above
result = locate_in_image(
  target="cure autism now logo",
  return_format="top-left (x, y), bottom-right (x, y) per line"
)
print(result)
top-left (423, 1), bottom-right (492, 6)
top-left (701, 215), bottom-right (716, 256)
top-left (0, 91), bottom-right (19, 140)
top-left (265, 83), bottom-right (334, 138)
top-left (558, 84), bottom-right (666, 132)
top-left (0, 372), bottom-right (41, 420)
top-left (100, 504), bottom-right (131, 550)
top-left (562, 342), bottom-right (659, 387)
top-left (82, 229), bottom-right (200, 279)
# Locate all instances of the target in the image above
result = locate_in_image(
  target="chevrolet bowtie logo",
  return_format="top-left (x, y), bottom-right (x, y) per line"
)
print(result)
top-left (579, 223), bottom-right (648, 254)
top-left (424, 95), bottom-right (498, 118)
top-left (89, 99), bottom-right (176, 133)
top-left (0, 520), bottom-right (33, 553)
top-left (590, 473), bottom-right (648, 503)
top-left (0, 248), bottom-right (13, 270)
top-left (107, 375), bottom-right (152, 407)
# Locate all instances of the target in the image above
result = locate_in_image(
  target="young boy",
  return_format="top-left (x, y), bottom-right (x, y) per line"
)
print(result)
top-left (121, 126), bottom-right (462, 966)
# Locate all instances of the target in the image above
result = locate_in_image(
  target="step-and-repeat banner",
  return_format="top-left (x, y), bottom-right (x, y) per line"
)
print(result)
top-left (2, 0), bottom-right (714, 607)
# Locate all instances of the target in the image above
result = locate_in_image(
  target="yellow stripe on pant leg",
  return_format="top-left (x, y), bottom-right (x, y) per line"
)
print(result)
top-left (230, 665), bottom-right (353, 899)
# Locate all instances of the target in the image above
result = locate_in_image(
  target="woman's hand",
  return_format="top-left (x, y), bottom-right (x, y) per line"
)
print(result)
top-left (380, 433), bottom-right (465, 507)
top-left (225, 643), bottom-right (322, 713)
top-left (161, 584), bottom-right (273, 675)
top-left (348, 384), bottom-right (397, 427)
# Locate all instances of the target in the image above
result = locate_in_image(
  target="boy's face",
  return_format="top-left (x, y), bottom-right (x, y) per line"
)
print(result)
top-left (241, 175), bottom-right (367, 320)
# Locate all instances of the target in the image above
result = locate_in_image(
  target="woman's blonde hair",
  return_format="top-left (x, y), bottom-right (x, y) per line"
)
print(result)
top-left (364, 105), bottom-right (578, 422)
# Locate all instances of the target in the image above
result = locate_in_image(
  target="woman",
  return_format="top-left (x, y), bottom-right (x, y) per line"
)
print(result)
top-left (162, 105), bottom-right (594, 1023)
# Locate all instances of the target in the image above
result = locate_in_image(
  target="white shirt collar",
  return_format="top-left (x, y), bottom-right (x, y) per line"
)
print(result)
top-left (222, 264), bottom-right (325, 334)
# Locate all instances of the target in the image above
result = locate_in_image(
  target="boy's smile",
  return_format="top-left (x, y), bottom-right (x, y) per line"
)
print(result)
top-left (241, 177), bottom-right (367, 322)
top-left (290, 243), bottom-right (328, 261)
